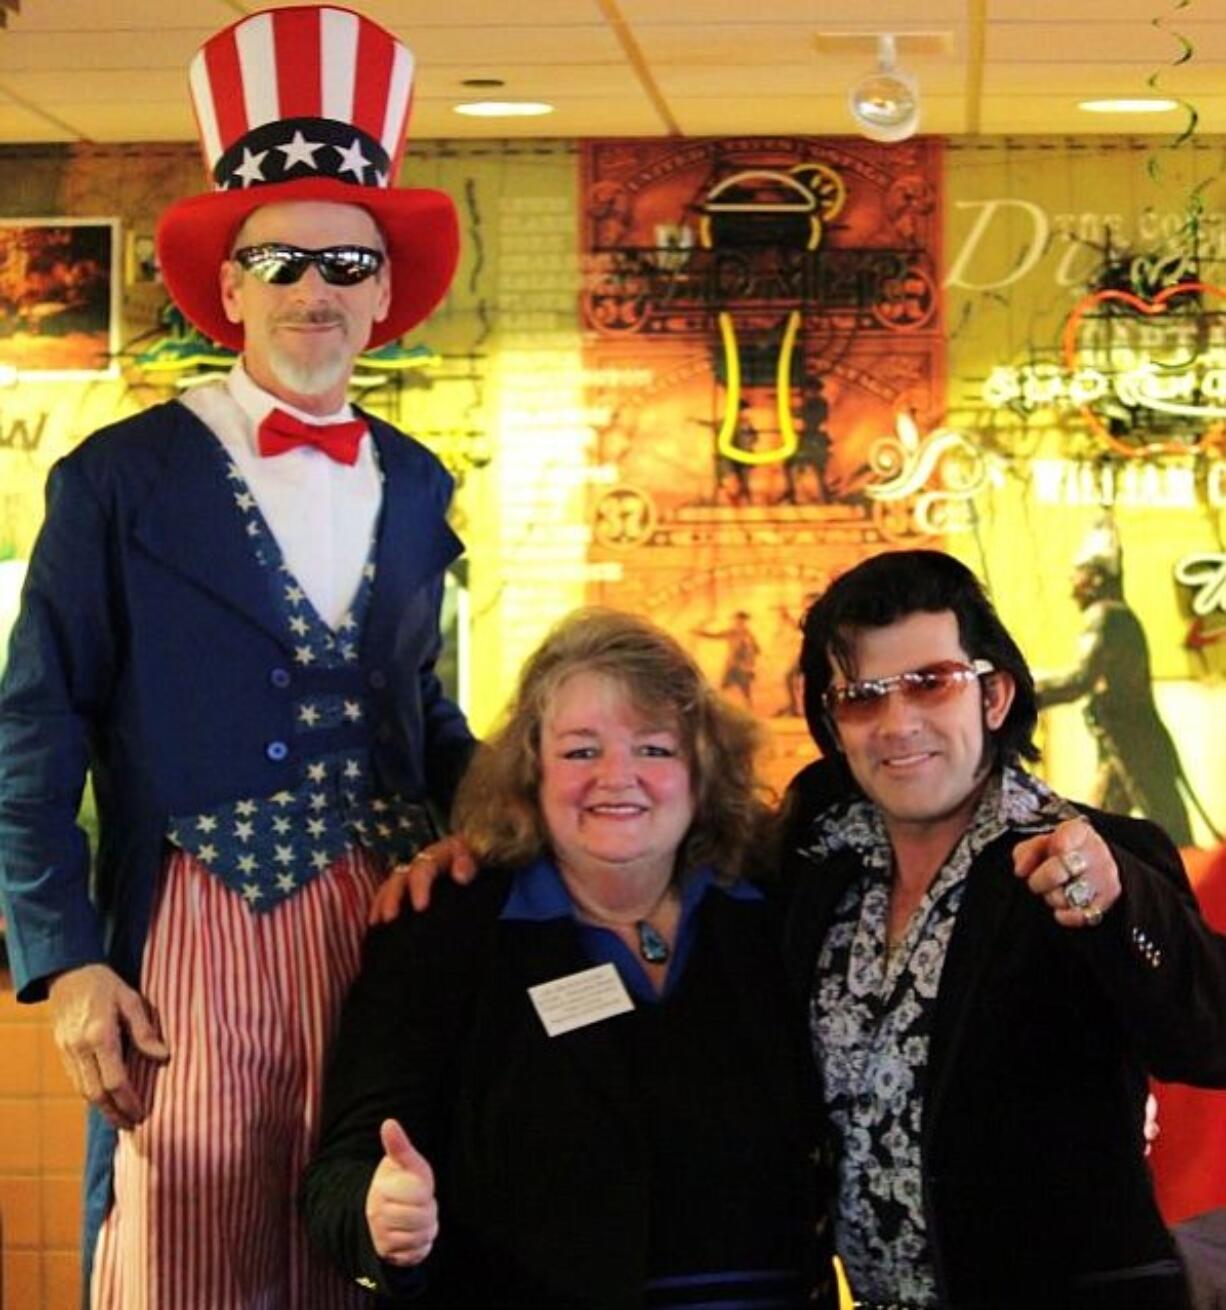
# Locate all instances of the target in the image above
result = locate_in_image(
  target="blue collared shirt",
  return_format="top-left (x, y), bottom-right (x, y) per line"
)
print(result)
top-left (501, 857), bottom-right (762, 1003)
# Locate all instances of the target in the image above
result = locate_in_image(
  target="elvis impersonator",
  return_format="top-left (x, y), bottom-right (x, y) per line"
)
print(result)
top-left (0, 6), bottom-right (474, 1306)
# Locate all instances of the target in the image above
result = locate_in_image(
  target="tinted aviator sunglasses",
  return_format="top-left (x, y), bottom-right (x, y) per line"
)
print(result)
top-left (231, 243), bottom-right (385, 286)
top-left (823, 659), bottom-right (996, 725)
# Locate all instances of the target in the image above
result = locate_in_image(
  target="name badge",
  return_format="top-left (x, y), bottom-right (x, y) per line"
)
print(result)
top-left (528, 963), bottom-right (634, 1037)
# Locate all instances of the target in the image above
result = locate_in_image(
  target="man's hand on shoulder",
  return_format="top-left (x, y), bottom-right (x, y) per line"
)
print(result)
top-left (48, 963), bottom-right (170, 1130)
top-left (368, 834), bottom-right (479, 924)
top-left (1012, 817), bottom-right (1122, 930)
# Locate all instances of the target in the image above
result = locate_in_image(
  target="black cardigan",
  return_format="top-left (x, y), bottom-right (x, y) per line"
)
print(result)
top-left (302, 868), bottom-right (836, 1309)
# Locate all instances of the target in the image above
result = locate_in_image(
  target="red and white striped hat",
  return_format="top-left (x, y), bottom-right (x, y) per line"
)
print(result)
top-left (156, 4), bottom-right (458, 351)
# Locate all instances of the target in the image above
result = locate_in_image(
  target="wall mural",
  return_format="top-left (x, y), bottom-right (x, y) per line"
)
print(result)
top-left (0, 135), bottom-right (1221, 833)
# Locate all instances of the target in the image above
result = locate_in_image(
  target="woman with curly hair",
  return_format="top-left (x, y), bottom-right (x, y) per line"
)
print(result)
top-left (303, 608), bottom-right (835, 1309)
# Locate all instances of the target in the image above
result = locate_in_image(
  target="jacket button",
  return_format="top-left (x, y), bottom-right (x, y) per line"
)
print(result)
top-left (269, 667), bottom-right (291, 689)
top-left (368, 669), bottom-right (388, 690)
top-left (265, 740), bottom-right (289, 762)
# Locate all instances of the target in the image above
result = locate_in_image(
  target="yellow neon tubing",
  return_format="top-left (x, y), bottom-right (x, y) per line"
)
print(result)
top-left (716, 308), bottom-right (801, 466)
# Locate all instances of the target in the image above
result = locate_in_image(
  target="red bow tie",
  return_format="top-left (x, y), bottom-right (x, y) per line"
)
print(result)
top-left (257, 407), bottom-right (367, 466)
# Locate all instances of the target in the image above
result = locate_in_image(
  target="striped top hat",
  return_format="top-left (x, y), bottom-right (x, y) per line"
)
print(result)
top-left (156, 4), bottom-right (458, 351)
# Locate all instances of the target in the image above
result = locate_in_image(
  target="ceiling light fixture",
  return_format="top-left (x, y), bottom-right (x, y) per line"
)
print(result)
top-left (848, 33), bottom-right (920, 143)
top-left (454, 100), bottom-right (554, 119)
top-left (1078, 97), bottom-right (1178, 114)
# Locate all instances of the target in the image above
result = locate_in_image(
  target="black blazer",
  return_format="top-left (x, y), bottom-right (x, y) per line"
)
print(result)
top-left (779, 764), bottom-right (1226, 1310)
top-left (303, 869), bottom-right (835, 1309)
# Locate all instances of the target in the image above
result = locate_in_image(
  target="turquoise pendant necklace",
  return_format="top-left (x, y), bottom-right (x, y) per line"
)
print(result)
top-left (635, 919), bottom-right (670, 964)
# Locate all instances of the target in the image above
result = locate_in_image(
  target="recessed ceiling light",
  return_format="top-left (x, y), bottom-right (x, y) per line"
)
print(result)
top-left (454, 100), bottom-right (554, 118)
top-left (1078, 97), bottom-right (1178, 114)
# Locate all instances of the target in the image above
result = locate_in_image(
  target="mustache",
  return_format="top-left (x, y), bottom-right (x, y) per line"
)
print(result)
top-left (272, 308), bottom-right (347, 328)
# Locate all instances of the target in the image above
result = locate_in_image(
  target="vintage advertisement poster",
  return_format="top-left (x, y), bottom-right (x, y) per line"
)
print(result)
top-left (579, 137), bottom-right (945, 782)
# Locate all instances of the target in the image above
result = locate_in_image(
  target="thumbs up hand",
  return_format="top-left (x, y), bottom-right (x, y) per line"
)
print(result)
top-left (365, 1118), bottom-right (439, 1265)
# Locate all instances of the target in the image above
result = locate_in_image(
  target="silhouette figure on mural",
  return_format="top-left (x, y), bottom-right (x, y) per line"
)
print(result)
top-left (693, 610), bottom-right (761, 708)
top-left (1035, 521), bottom-right (1196, 846)
top-left (774, 592), bottom-right (821, 717)
top-left (782, 376), bottom-right (834, 505)
top-left (720, 406), bottom-right (761, 504)
top-left (691, 399), bottom-right (760, 505)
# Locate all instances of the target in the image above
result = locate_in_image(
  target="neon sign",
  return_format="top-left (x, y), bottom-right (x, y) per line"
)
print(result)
top-left (1030, 459), bottom-right (1226, 509)
top-left (986, 354), bottom-right (1226, 419)
top-left (1060, 283), bottom-right (1226, 459)
top-left (1174, 552), bottom-right (1226, 650)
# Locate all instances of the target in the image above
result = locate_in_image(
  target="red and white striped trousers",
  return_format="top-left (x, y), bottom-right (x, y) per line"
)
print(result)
top-left (91, 847), bottom-right (381, 1309)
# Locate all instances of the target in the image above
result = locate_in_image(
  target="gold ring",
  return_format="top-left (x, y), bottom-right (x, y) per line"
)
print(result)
top-left (1083, 903), bottom-right (1103, 927)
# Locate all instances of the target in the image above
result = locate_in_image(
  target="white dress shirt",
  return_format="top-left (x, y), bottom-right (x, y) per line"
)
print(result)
top-left (179, 365), bottom-right (382, 630)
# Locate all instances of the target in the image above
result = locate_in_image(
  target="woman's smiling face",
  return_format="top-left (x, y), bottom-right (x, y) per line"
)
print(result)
top-left (538, 670), bottom-right (695, 886)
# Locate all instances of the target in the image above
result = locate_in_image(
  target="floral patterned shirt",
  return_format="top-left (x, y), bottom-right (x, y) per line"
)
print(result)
top-left (802, 767), bottom-right (1078, 1305)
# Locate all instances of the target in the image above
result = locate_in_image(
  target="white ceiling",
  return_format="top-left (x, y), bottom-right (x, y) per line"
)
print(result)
top-left (0, 0), bottom-right (1223, 144)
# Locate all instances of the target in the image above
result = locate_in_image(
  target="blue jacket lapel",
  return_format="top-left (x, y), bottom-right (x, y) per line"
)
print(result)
top-left (130, 406), bottom-right (463, 655)
top-left (363, 414), bottom-right (464, 645)
top-left (130, 403), bottom-right (287, 647)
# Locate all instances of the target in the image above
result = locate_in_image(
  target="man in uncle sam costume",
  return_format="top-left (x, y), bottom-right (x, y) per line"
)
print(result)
top-left (0, 7), bottom-right (475, 1306)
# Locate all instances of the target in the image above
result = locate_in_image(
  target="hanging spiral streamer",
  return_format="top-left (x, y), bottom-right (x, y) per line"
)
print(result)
top-left (1145, 0), bottom-right (1208, 224)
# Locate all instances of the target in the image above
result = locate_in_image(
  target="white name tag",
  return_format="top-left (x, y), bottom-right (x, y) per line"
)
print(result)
top-left (528, 963), bottom-right (635, 1037)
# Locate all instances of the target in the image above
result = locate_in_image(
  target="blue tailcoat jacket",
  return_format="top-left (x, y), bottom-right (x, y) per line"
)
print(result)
top-left (0, 399), bottom-right (476, 1259)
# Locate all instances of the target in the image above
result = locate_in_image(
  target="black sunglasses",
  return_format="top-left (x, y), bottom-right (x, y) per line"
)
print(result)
top-left (231, 243), bottom-right (385, 287)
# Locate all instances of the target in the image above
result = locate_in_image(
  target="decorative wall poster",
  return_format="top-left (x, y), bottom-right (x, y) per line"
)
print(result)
top-left (579, 137), bottom-right (944, 783)
top-left (942, 139), bottom-right (1226, 841)
top-left (0, 218), bottom-right (120, 377)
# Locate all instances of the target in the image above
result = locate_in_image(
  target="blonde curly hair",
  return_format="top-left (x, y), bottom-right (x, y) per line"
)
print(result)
top-left (452, 607), bottom-right (771, 882)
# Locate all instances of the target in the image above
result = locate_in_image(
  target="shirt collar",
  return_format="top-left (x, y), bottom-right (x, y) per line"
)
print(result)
top-left (500, 857), bottom-right (573, 921)
top-left (500, 856), bottom-right (761, 923)
top-left (226, 361), bottom-right (356, 443)
top-left (992, 764), bottom-right (1082, 834)
top-left (800, 763), bottom-right (1081, 877)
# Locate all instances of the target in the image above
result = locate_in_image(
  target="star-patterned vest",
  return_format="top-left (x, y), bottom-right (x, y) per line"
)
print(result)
top-left (167, 449), bottom-right (435, 912)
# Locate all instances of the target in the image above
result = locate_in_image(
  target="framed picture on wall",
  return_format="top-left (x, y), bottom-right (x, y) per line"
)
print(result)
top-left (0, 217), bottom-right (121, 378)
top-left (0, 557), bottom-right (17, 975)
